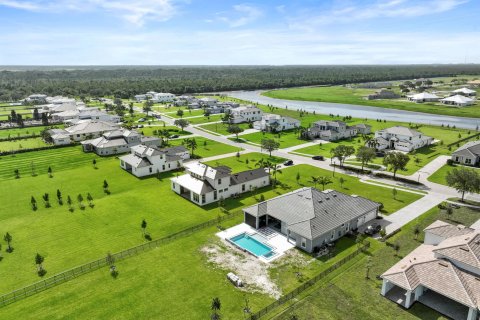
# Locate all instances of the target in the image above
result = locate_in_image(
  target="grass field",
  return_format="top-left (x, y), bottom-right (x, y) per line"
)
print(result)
top-left (0, 138), bottom-right (49, 152)
top-left (203, 152), bottom-right (287, 172)
top-left (263, 84), bottom-right (480, 118)
top-left (0, 125), bottom-right (57, 138)
top-left (168, 136), bottom-right (242, 158)
top-left (163, 108), bottom-right (206, 118)
top-left (198, 122), bottom-right (251, 135)
top-left (0, 160), bottom-right (422, 319)
top-left (236, 130), bottom-right (307, 148)
top-left (184, 114), bottom-right (223, 125)
top-left (137, 125), bottom-right (192, 137)
top-left (273, 205), bottom-right (480, 320)
top-left (428, 163), bottom-right (480, 186)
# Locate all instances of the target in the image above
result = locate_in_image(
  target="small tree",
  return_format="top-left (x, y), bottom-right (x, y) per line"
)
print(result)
top-left (392, 188), bottom-right (398, 200)
top-left (393, 242), bottom-right (400, 256)
top-left (87, 193), bottom-right (94, 207)
top-left (413, 224), bottom-right (420, 240)
top-left (261, 138), bottom-right (280, 157)
top-left (355, 233), bottom-right (365, 250)
top-left (339, 177), bottom-right (345, 188)
top-left (318, 176), bottom-right (332, 191)
top-left (227, 125), bottom-right (244, 141)
top-left (42, 193), bottom-right (50, 208)
top-left (92, 159), bottom-right (97, 169)
top-left (31, 196), bottom-right (37, 211)
top-left (77, 194), bottom-right (84, 209)
top-left (14, 169), bottom-right (20, 179)
top-left (106, 252), bottom-right (118, 277)
top-left (103, 180), bottom-right (109, 194)
top-left (176, 109), bottom-right (184, 118)
top-left (383, 152), bottom-right (410, 179)
top-left (35, 253), bottom-right (46, 276)
top-left (141, 219), bottom-right (147, 237)
top-left (446, 167), bottom-right (480, 201)
top-left (296, 172), bottom-right (301, 184)
top-left (174, 119), bottom-right (189, 131)
top-left (445, 206), bottom-right (454, 220)
top-left (356, 146), bottom-right (376, 171)
top-left (365, 257), bottom-right (373, 279)
top-left (211, 297), bottom-right (221, 320)
top-left (4, 232), bottom-right (13, 252)
top-left (184, 138), bottom-right (198, 157)
top-left (47, 166), bottom-right (52, 178)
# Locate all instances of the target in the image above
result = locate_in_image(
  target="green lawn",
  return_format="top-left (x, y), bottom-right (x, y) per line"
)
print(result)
top-left (0, 162), bottom-right (423, 318)
top-left (137, 125), bottom-right (192, 137)
top-left (0, 125), bottom-right (58, 139)
top-left (236, 130), bottom-right (308, 148)
top-left (203, 152), bottom-right (286, 172)
top-left (198, 122), bottom-right (251, 135)
top-left (0, 138), bottom-right (49, 152)
top-left (273, 205), bottom-right (480, 320)
top-left (168, 136), bottom-right (242, 158)
top-left (428, 163), bottom-right (480, 186)
top-left (263, 84), bottom-right (480, 118)
top-left (163, 108), bottom-right (207, 118)
top-left (184, 114), bottom-right (224, 125)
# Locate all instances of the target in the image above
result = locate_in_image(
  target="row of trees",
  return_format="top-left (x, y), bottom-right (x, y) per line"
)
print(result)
top-left (2, 65), bottom-right (480, 100)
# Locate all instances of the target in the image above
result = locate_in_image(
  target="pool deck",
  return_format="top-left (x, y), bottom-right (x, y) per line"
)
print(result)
top-left (216, 223), bottom-right (295, 263)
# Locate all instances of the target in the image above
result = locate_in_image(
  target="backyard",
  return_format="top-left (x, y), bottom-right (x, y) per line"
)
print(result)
top-left (168, 136), bottom-right (242, 158)
top-left (0, 137), bottom-right (49, 152)
top-left (198, 122), bottom-right (251, 136)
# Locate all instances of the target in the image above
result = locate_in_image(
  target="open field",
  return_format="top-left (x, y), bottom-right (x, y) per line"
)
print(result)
top-left (203, 152), bottom-right (287, 171)
top-left (168, 136), bottom-right (242, 158)
top-left (428, 163), bottom-right (480, 186)
top-left (272, 205), bottom-right (480, 320)
top-left (263, 82), bottom-right (480, 118)
top-left (137, 125), bottom-right (192, 137)
top-left (0, 137), bottom-right (49, 152)
top-left (163, 108), bottom-right (206, 118)
top-left (236, 130), bottom-right (307, 148)
top-left (0, 125), bottom-right (57, 138)
top-left (0, 161), bottom-right (422, 318)
top-left (184, 114), bottom-right (223, 125)
top-left (198, 122), bottom-right (251, 135)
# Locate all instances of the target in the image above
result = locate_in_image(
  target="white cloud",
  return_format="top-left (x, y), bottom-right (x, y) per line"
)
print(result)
top-left (219, 4), bottom-right (262, 28)
top-left (0, 0), bottom-right (180, 26)
top-left (290, 0), bottom-right (469, 29)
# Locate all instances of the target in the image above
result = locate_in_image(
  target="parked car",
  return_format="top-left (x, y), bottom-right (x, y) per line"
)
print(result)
top-left (137, 124), bottom-right (144, 128)
top-left (376, 152), bottom-right (385, 157)
top-left (284, 160), bottom-right (294, 166)
top-left (138, 118), bottom-right (146, 122)
top-left (364, 223), bottom-right (381, 236)
top-left (312, 155), bottom-right (325, 161)
top-left (170, 134), bottom-right (180, 139)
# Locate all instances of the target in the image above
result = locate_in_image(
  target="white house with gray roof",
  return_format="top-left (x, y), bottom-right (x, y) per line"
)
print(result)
top-left (120, 145), bottom-right (189, 177)
top-left (171, 162), bottom-right (270, 206)
top-left (452, 141), bottom-right (480, 166)
top-left (305, 120), bottom-right (371, 141)
top-left (48, 120), bottom-right (120, 145)
top-left (242, 188), bottom-right (380, 253)
top-left (368, 126), bottom-right (433, 152)
top-left (253, 114), bottom-right (300, 132)
top-left (381, 220), bottom-right (480, 320)
top-left (228, 105), bottom-right (263, 124)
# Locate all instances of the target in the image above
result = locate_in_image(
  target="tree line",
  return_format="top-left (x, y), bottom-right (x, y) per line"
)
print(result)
top-left (1, 65), bottom-right (480, 101)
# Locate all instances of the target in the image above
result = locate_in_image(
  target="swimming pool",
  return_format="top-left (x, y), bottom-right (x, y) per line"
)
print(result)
top-left (229, 233), bottom-right (275, 258)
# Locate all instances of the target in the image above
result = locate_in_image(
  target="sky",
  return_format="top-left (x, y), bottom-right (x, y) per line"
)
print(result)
top-left (0, 0), bottom-right (478, 65)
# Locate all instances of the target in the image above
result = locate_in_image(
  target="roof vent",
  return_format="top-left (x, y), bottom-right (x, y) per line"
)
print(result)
top-left (326, 197), bottom-right (330, 201)
top-left (352, 195), bottom-right (358, 198)
top-left (333, 194), bottom-right (337, 198)
top-left (460, 247), bottom-right (470, 252)
top-left (318, 200), bottom-right (323, 204)
top-left (438, 262), bottom-right (449, 268)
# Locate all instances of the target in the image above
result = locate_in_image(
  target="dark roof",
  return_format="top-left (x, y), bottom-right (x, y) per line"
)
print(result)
top-left (453, 141), bottom-right (480, 158)
top-left (243, 188), bottom-right (380, 240)
top-left (230, 168), bottom-right (269, 185)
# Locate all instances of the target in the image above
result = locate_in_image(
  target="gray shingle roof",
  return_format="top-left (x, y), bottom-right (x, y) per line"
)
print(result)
top-left (230, 168), bottom-right (269, 185)
top-left (453, 141), bottom-right (480, 157)
top-left (243, 187), bottom-right (380, 240)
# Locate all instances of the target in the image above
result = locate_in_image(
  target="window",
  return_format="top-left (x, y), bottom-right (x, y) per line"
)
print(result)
top-left (242, 184), bottom-right (245, 192)
top-left (149, 168), bottom-right (152, 173)
top-left (213, 190), bottom-right (217, 200)
top-left (224, 188), bottom-right (228, 192)
top-left (193, 193), bottom-right (200, 202)
top-left (172, 183), bottom-right (176, 189)
top-left (466, 158), bottom-right (472, 164)
top-left (201, 194), bottom-right (206, 204)
top-left (168, 164), bottom-right (170, 168)
top-left (162, 165), bottom-right (165, 170)
top-left (331, 232), bottom-right (334, 239)
top-left (218, 178), bottom-right (222, 185)
top-left (301, 238), bottom-right (306, 248)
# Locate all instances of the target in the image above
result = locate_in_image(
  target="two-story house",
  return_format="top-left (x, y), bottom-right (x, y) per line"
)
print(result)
top-left (228, 106), bottom-right (263, 124)
top-left (305, 120), bottom-right (371, 141)
top-left (253, 114), bottom-right (300, 132)
top-left (120, 145), bottom-right (189, 177)
top-left (171, 162), bottom-right (270, 206)
top-left (368, 126), bottom-right (433, 152)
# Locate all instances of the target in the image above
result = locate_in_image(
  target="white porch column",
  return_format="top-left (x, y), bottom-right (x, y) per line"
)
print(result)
top-left (381, 280), bottom-right (388, 296)
top-left (405, 290), bottom-right (413, 308)
top-left (467, 307), bottom-right (477, 320)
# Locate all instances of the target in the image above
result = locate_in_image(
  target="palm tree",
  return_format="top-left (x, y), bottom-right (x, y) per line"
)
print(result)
top-left (4, 232), bottom-right (13, 252)
top-left (14, 169), bottom-right (20, 179)
top-left (339, 177), bottom-right (345, 188)
top-left (57, 189), bottom-right (62, 205)
top-left (310, 176), bottom-right (320, 188)
top-left (318, 176), bottom-right (333, 191)
top-left (184, 138), bottom-right (198, 157)
top-left (103, 180), bottom-right (109, 193)
top-left (42, 193), bottom-right (50, 208)
top-left (269, 164), bottom-right (282, 187)
top-left (92, 159), bottom-right (97, 169)
top-left (77, 194), bottom-right (84, 208)
top-left (47, 166), bottom-right (52, 178)
top-left (413, 224), bottom-right (420, 240)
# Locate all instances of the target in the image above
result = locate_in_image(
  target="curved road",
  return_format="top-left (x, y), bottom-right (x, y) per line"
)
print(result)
top-left (227, 90), bottom-right (480, 130)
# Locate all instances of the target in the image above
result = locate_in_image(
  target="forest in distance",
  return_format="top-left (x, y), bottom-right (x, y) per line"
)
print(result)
top-left (1, 64), bottom-right (480, 100)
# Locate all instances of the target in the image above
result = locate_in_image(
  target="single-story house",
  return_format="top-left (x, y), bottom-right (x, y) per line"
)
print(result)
top-left (368, 126), bottom-right (433, 152)
top-left (453, 88), bottom-right (477, 97)
top-left (48, 120), bottom-right (120, 145)
top-left (120, 145), bottom-right (189, 177)
top-left (381, 220), bottom-right (480, 320)
top-left (171, 162), bottom-right (270, 206)
top-left (440, 95), bottom-right (475, 107)
top-left (452, 141), bottom-right (480, 166)
top-left (364, 89), bottom-right (400, 100)
top-left (242, 188), bottom-right (380, 253)
top-left (408, 92), bottom-right (440, 103)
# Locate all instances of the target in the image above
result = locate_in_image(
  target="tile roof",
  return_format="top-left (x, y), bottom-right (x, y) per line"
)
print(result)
top-left (424, 220), bottom-right (474, 239)
top-left (452, 140), bottom-right (480, 157)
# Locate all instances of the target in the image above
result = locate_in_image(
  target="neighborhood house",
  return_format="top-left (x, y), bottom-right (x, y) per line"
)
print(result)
top-left (171, 162), bottom-right (270, 206)
top-left (304, 120), bottom-right (371, 141)
top-left (452, 141), bottom-right (480, 166)
top-left (364, 89), bottom-right (400, 100)
top-left (368, 126), bottom-right (433, 152)
top-left (253, 114), bottom-right (300, 132)
top-left (242, 188), bottom-right (380, 253)
top-left (408, 92), bottom-right (440, 103)
top-left (120, 145), bottom-right (189, 177)
top-left (440, 95), bottom-right (475, 107)
top-left (228, 105), bottom-right (263, 124)
top-left (47, 120), bottom-right (119, 145)
top-left (381, 220), bottom-right (480, 320)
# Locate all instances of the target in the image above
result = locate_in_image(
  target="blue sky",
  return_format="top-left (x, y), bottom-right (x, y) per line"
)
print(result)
top-left (0, 0), bottom-right (478, 65)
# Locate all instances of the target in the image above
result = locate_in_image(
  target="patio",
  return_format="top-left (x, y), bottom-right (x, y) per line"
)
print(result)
top-left (216, 223), bottom-right (295, 263)
top-left (418, 290), bottom-right (470, 320)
